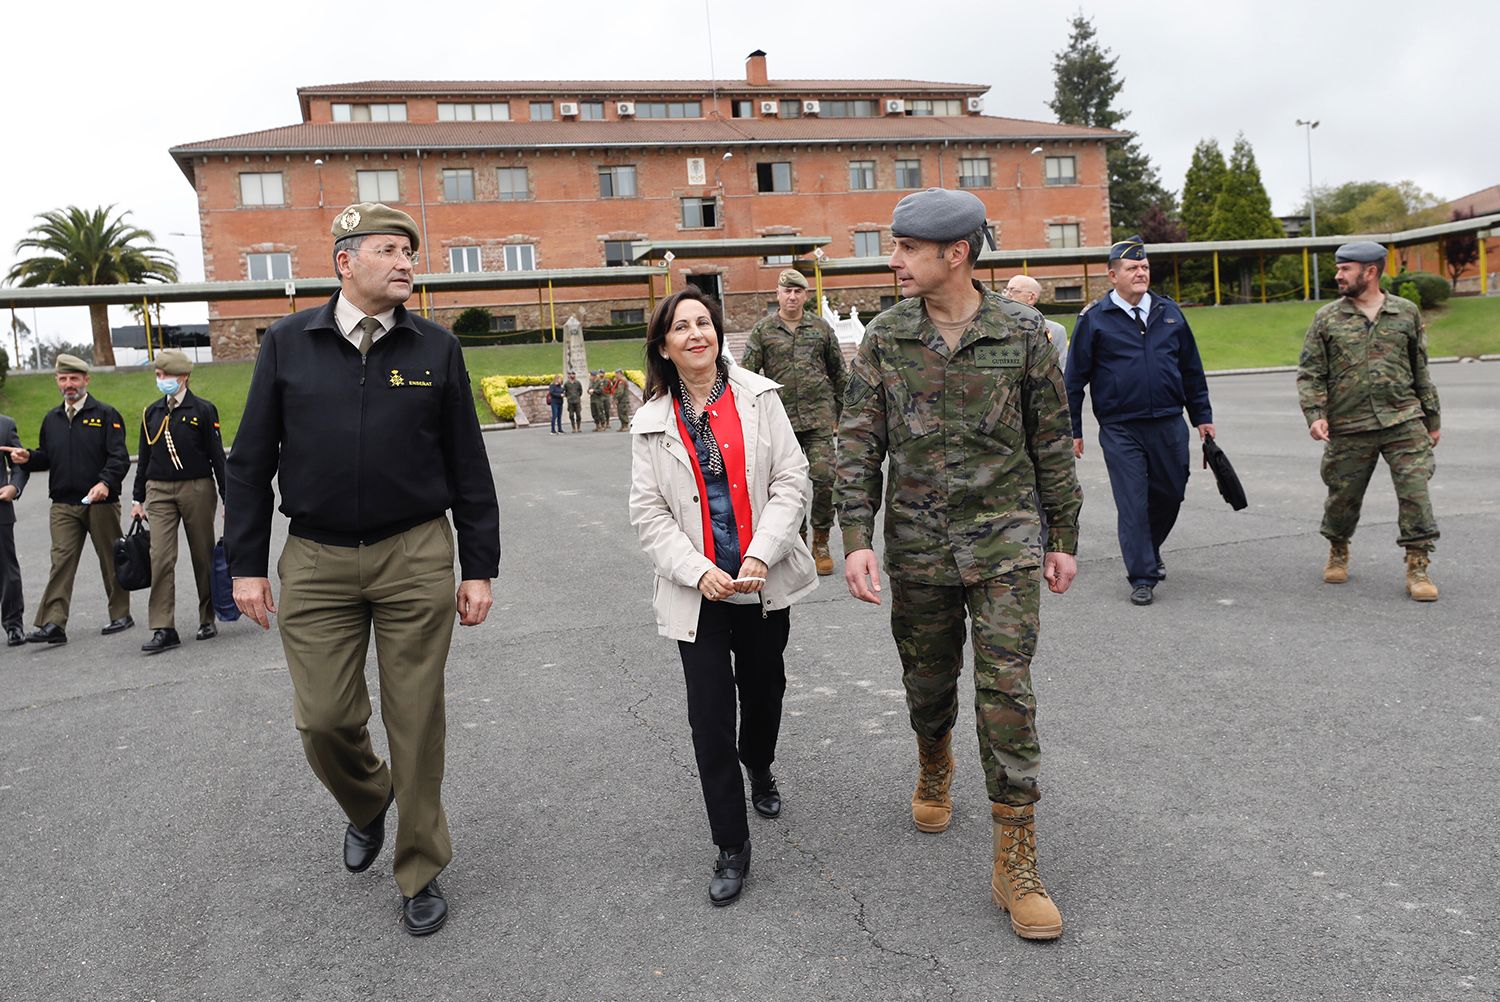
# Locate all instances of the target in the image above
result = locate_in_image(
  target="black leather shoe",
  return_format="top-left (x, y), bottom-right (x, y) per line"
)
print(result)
top-left (141, 628), bottom-right (181, 654)
top-left (100, 615), bottom-right (135, 635)
top-left (343, 789), bottom-right (395, 873)
top-left (401, 880), bottom-right (448, 936)
top-left (6, 627), bottom-right (26, 647)
top-left (1130, 584), bottom-right (1154, 606)
top-left (195, 622), bottom-right (217, 641)
top-left (26, 623), bottom-right (67, 645)
top-left (748, 768), bottom-right (782, 819)
top-left (709, 840), bottom-right (751, 906)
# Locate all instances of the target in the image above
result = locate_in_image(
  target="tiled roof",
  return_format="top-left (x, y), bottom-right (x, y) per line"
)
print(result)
top-left (296, 78), bottom-right (988, 98)
top-left (171, 115), bottom-right (1122, 165)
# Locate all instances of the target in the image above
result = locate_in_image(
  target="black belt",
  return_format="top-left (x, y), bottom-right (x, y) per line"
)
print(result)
top-left (288, 512), bottom-right (442, 549)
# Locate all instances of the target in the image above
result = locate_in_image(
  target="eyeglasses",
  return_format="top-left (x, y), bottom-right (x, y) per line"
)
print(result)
top-left (364, 244), bottom-right (420, 265)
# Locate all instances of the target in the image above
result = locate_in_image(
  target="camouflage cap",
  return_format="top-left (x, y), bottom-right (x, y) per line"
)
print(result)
top-left (777, 268), bottom-right (809, 289)
top-left (890, 187), bottom-right (987, 243)
top-left (331, 202), bottom-right (420, 252)
top-left (54, 353), bottom-right (90, 374)
top-left (153, 349), bottom-right (193, 375)
top-left (1109, 235), bottom-right (1147, 261)
top-left (1335, 240), bottom-right (1386, 264)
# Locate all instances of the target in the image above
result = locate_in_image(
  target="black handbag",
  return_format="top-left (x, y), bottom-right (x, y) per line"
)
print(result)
top-left (113, 515), bottom-right (153, 591)
top-left (1202, 434), bottom-right (1248, 511)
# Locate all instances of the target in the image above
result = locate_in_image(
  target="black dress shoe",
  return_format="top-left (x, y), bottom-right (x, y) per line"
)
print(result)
top-left (343, 789), bottom-right (395, 873)
top-left (26, 623), bottom-right (67, 645)
top-left (141, 628), bottom-right (181, 654)
top-left (709, 840), bottom-right (751, 906)
top-left (195, 622), bottom-right (218, 641)
top-left (1130, 584), bottom-right (1154, 606)
top-left (401, 879), bottom-right (448, 936)
top-left (100, 615), bottom-right (135, 635)
top-left (6, 627), bottom-right (26, 647)
top-left (748, 768), bottom-right (782, 819)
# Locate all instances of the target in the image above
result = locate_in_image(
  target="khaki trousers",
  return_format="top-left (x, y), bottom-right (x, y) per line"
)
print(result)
top-left (37, 502), bottom-right (130, 629)
top-left (145, 478), bottom-right (218, 630)
top-left (276, 516), bottom-right (457, 897)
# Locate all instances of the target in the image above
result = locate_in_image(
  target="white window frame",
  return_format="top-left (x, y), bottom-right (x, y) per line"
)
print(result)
top-left (497, 166), bottom-right (530, 201)
top-left (853, 231), bottom-right (882, 257)
top-left (356, 169), bottom-right (400, 202)
top-left (239, 172), bottom-right (285, 207)
top-left (1045, 156), bottom-right (1077, 186)
top-left (958, 157), bottom-right (990, 189)
top-left (895, 159), bottom-right (922, 189)
top-left (247, 252), bottom-right (291, 281)
top-left (1047, 223), bottom-right (1081, 249)
top-left (442, 168), bottom-right (475, 202)
top-left (449, 247), bottom-right (483, 273)
top-left (503, 244), bottom-right (536, 271)
top-left (599, 165), bottom-right (638, 198)
top-left (849, 160), bottom-right (876, 191)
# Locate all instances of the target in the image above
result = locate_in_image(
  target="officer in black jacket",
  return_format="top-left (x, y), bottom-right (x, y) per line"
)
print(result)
top-left (3, 354), bottom-right (133, 643)
top-left (131, 348), bottom-right (227, 653)
top-left (225, 202), bottom-right (500, 938)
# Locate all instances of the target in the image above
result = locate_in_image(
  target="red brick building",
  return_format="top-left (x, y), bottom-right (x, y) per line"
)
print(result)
top-left (170, 51), bottom-right (1122, 359)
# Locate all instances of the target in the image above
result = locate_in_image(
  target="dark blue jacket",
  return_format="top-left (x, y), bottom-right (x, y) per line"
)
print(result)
top-left (1065, 293), bottom-right (1213, 436)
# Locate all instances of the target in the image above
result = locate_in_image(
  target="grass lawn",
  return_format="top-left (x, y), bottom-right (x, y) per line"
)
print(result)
top-left (1053, 295), bottom-right (1500, 370)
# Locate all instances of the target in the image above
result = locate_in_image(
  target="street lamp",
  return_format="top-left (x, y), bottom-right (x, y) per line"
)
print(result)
top-left (314, 158), bottom-right (325, 208)
top-left (1296, 119), bottom-right (1320, 300)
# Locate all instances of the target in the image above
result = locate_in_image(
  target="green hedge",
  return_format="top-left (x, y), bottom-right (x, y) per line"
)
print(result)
top-left (1382, 271), bottom-right (1451, 308)
top-left (452, 322), bottom-right (647, 347)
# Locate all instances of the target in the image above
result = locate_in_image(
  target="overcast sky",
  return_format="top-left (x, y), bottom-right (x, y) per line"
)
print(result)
top-left (4, 0), bottom-right (1495, 347)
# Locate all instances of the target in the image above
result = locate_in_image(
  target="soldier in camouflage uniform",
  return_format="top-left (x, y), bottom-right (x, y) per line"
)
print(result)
top-left (563, 371), bottom-right (584, 433)
top-left (612, 368), bottom-right (633, 431)
top-left (1296, 241), bottom-right (1441, 601)
top-left (739, 268), bottom-right (846, 575)
top-left (836, 188), bottom-right (1081, 942)
top-left (589, 369), bottom-right (610, 431)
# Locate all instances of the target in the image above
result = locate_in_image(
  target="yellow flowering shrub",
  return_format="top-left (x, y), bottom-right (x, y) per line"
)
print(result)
top-left (479, 376), bottom-right (517, 421)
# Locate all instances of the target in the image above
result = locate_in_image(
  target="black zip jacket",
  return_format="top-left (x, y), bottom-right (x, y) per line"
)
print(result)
top-left (27, 396), bottom-right (130, 503)
top-left (132, 390), bottom-right (228, 503)
top-left (224, 292), bottom-right (501, 580)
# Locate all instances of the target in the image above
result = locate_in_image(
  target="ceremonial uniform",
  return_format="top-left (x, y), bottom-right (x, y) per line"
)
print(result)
top-left (133, 353), bottom-right (227, 647)
top-left (563, 375), bottom-right (584, 432)
top-left (27, 385), bottom-right (133, 636)
top-left (740, 274), bottom-right (846, 541)
top-left (225, 202), bottom-right (500, 933)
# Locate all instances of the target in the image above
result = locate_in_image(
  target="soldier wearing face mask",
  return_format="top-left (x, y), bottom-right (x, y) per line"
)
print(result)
top-left (131, 348), bottom-right (228, 653)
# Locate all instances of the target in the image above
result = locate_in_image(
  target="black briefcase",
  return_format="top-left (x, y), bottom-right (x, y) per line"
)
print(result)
top-left (113, 515), bottom-right (153, 591)
top-left (1202, 434), bottom-right (1248, 511)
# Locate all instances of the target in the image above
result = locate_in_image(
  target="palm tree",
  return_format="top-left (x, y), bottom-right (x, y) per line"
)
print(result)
top-left (5, 205), bottom-right (178, 367)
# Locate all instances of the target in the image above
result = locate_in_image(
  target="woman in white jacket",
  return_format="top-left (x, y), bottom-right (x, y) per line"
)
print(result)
top-left (628, 287), bottom-right (818, 906)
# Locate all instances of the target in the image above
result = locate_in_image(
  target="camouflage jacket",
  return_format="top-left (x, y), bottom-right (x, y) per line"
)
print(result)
top-left (612, 377), bottom-right (631, 400)
top-left (835, 282), bottom-right (1082, 586)
top-left (563, 378), bottom-right (584, 403)
top-left (1296, 294), bottom-right (1440, 434)
top-left (739, 311), bottom-right (846, 433)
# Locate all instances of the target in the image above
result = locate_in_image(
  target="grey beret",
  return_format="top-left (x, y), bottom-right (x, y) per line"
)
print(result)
top-left (890, 188), bottom-right (988, 243)
top-left (1335, 241), bottom-right (1386, 264)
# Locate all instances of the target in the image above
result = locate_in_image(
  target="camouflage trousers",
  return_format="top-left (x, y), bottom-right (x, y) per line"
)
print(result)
top-left (1320, 419), bottom-right (1438, 551)
top-left (890, 568), bottom-right (1041, 807)
top-left (793, 428), bottom-right (836, 530)
top-left (590, 396), bottom-right (609, 426)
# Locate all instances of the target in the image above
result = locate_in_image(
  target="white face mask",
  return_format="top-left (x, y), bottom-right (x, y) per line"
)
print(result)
top-left (156, 378), bottom-right (181, 396)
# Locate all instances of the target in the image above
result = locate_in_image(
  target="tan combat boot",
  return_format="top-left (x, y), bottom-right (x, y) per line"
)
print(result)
top-left (991, 803), bottom-right (1063, 940)
top-left (911, 732), bottom-right (954, 833)
top-left (1405, 549), bottom-right (1438, 602)
top-left (1323, 541), bottom-right (1350, 584)
top-left (811, 528), bottom-right (834, 576)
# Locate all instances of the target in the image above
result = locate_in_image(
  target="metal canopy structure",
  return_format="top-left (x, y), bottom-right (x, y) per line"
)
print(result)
top-left (630, 236), bottom-right (831, 263)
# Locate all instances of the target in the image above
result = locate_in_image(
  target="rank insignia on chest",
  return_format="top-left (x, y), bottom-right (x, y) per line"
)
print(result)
top-left (972, 344), bottom-right (1024, 368)
top-left (389, 369), bottom-right (434, 388)
top-left (1164, 317), bottom-right (1178, 325)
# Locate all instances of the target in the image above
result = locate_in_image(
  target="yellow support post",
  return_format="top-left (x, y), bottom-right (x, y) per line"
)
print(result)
top-left (1481, 237), bottom-right (1489, 295)
top-left (1388, 246), bottom-right (1399, 277)
top-left (1302, 248), bottom-right (1310, 300)
top-left (647, 274), bottom-right (656, 314)
top-left (423, 286), bottom-right (432, 320)
top-left (1082, 259), bottom-right (1089, 299)
top-left (1259, 254), bottom-right (1267, 304)
top-left (814, 258), bottom-right (823, 311)
top-left (547, 278), bottom-right (558, 342)
top-left (142, 296), bottom-right (154, 361)
top-left (1212, 252), bottom-right (1221, 306)
top-left (1022, 259), bottom-right (1028, 276)
top-left (664, 264), bottom-right (672, 296)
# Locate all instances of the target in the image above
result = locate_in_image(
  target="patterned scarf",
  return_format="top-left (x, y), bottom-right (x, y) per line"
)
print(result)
top-left (676, 368), bottom-right (729, 477)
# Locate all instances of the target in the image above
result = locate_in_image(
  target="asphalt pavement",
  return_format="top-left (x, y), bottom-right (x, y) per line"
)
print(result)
top-left (2, 363), bottom-right (1495, 1001)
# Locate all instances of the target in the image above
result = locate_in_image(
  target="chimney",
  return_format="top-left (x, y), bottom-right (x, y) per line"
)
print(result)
top-left (746, 49), bottom-right (768, 86)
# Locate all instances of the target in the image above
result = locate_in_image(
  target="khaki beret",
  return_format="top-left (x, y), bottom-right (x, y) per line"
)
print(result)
top-left (777, 268), bottom-right (808, 289)
top-left (331, 202), bottom-right (420, 252)
top-left (891, 187), bottom-right (988, 243)
top-left (1335, 241), bottom-right (1386, 264)
top-left (153, 349), bottom-right (193, 375)
top-left (54, 353), bottom-right (90, 374)
top-left (1109, 235), bottom-right (1147, 261)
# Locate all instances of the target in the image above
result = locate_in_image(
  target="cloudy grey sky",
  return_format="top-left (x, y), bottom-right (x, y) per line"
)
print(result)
top-left (3, 0), bottom-right (1495, 346)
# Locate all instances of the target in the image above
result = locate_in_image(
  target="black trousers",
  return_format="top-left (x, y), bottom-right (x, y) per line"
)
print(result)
top-left (1099, 416), bottom-right (1190, 587)
top-left (0, 524), bottom-right (21, 631)
top-left (678, 599), bottom-right (791, 849)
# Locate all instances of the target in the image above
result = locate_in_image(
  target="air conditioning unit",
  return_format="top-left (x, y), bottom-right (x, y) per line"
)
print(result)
top-left (802, 99), bottom-right (821, 115)
top-left (759, 100), bottom-right (779, 115)
top-left (559, 102), bottom-right (580, 117)
top-left (966, 96), bottom-right (984, 113)
top-left (884, 99), bottom-right (905, 115)
top-left (616, 101), bottom-right (636, 117)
